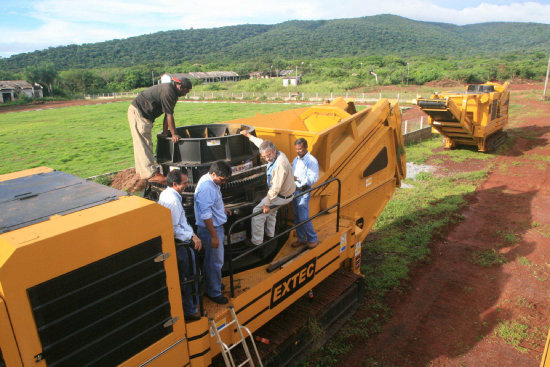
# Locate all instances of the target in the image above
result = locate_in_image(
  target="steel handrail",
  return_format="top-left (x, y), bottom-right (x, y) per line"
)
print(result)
top-left (227, 177), bottom-right (341, 297)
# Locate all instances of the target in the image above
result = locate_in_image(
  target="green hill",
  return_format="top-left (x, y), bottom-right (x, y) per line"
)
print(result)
top-left (1, 15), bottom-right (549, 72)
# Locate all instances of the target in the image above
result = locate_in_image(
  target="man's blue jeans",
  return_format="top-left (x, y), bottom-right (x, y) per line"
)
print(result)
top-left (175, 245), bottom-right (198, 315)
top-left (292, 193), bottom-right (318, 243)
top-left (197, 225), bottom-right (225, 298)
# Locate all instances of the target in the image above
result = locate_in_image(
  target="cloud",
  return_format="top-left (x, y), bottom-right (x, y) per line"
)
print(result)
top-left (1, 0), bottom-right (549, 57)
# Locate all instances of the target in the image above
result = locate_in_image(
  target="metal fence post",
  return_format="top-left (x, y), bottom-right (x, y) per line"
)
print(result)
top-left (404, 120), bottom-right (408, 134)
top-left (420, 116), bottom-right (423, 129)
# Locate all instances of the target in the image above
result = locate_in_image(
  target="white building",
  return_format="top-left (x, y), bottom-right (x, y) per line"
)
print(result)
top-left (161, 71), bottom-right (240, 84)
top-left (282, 76), bottom-right (301, 87)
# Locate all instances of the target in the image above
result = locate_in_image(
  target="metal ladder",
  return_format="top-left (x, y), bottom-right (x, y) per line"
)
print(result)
top-left (209, 307), bottom-right (264, 367)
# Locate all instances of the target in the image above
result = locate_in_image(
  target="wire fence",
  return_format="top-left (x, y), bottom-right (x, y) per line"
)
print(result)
top-left (402, 116), bottom-right (426, 134)
top-left (84, 90), bottom-right (419, 104)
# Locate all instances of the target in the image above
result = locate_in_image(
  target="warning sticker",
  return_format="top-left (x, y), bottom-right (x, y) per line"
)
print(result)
top-left (340, 233), bottom-right (347, 253)
top-left (210, 318), bottom-right (226, 336)
top-left (207, 139), bottom-right (221, 146)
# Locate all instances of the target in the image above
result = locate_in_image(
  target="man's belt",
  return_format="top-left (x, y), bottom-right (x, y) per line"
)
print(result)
top-left (175, 240), bottom-right (192, 247)
top-left (277, 193), bottom-right (294, 199)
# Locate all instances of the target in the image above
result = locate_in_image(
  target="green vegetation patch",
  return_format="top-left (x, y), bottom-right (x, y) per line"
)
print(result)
top-left (494, 320), bottom-right (529, 352)
top-left (532, 221), bottom-right (550, 238)
top-left (438, 147), bottom-right (495, 163)
top-left (471, 249), bottom-right (507, 267)
top-left (516, 256), bottom-right (532, 266)
top-left (404, 137), bottom-right (441, 164)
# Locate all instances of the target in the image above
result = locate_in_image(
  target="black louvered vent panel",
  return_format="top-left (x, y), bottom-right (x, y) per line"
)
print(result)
top-left (27, 236), bottom-right (173, 367)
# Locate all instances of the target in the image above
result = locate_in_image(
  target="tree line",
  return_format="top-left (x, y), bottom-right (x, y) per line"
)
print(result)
top-left (0, 52), bottom-right (547, 97)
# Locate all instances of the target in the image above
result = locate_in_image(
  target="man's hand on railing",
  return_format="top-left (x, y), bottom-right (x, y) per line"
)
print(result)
top-left (191, 234), bottom-right (202, 251)
top-left (262, 204), bottom-right (271, 214)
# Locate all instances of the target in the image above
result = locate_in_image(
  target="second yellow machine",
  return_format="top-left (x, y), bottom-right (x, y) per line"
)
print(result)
top-left (417, 81), bottom-right (510, 152)
top-left (0, 98), bottom-right (406, 367)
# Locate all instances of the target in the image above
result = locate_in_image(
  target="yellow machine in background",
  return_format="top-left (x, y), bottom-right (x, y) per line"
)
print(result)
top-left (417, 82), bottom-right (510, 152)
top-left (0, 98), bottom-right (405, 367)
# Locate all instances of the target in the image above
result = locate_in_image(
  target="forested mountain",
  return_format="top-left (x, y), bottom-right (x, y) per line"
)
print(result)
top-left (1, 14), bottom-right (549, 72)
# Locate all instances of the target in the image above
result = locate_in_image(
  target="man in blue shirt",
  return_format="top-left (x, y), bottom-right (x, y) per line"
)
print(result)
top-left (291, 138), bottom-right (319, 249)
top-left (158, 170), bottom-right (202, 321)
top-left (194, 161), bottom-right (232, 304)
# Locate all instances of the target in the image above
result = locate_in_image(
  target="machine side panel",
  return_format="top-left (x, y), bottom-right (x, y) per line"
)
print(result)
top-left (0, 198), bottom-right (190, 367)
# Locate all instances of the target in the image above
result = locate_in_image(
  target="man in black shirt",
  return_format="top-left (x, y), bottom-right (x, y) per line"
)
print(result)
top-left (128, 77), bottom-right (192, 183)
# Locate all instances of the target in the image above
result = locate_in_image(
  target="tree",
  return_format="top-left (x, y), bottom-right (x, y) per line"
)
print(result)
top-left (25, 63), bottom-right (58, 96)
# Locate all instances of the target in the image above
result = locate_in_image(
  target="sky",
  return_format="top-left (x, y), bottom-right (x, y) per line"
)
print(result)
top-left (1, 0), bottom-right (549, 58)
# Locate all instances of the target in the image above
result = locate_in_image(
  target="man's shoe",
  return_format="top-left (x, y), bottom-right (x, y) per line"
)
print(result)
top-left (207, 294), bottom-right (229, 304)
top-left (291, 241), bottom-right (307, 248)
top-left (307, 241), bottom-right (319, 249)
top-left (148, 173), bottom-right (166, 184)
top-left (184, 312), bottom-right (201, 322)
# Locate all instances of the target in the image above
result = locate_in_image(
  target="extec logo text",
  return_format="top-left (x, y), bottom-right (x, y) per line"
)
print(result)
top-left (270, 258), bottom-right (316, 308)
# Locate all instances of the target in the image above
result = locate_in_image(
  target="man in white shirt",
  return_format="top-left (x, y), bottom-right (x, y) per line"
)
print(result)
top-left (291, 138), bottom-right (319, 249)
top-left (158, 169), bottom-right (202, 321)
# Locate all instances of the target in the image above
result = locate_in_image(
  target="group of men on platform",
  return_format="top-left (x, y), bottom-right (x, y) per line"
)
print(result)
top-left (128, 77), bottom-right (320, 322)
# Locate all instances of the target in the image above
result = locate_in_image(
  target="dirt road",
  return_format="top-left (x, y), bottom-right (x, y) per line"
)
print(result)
top-left (341, 90), bottom-right (550, 366)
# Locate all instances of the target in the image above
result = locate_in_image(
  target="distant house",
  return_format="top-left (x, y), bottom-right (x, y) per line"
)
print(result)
top-left (0, 80), bottom-right (43, 103)
top-left (282, 76), bottom-right (301, 87)
top-left (161, 71), bottom-right (240, 84)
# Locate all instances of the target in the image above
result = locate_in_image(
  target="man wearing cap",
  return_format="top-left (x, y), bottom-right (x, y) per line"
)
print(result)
top-left (128, 77), bottom-right (192, 183)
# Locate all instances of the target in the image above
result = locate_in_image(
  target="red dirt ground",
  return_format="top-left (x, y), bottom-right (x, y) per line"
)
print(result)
top-left (339, 90), bottom-right (550, 366)
top-left (110, 168), bottom-right (146, 192)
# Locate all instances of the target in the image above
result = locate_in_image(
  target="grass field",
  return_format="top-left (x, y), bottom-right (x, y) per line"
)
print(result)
top-left (0, 101), bottom-right (304, 177)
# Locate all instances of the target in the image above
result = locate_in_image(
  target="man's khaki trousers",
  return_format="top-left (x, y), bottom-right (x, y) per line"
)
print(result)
top-left (128, 104), bottom-right (155, 179)
top-left (251, 195), bottom-right (293, 245)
